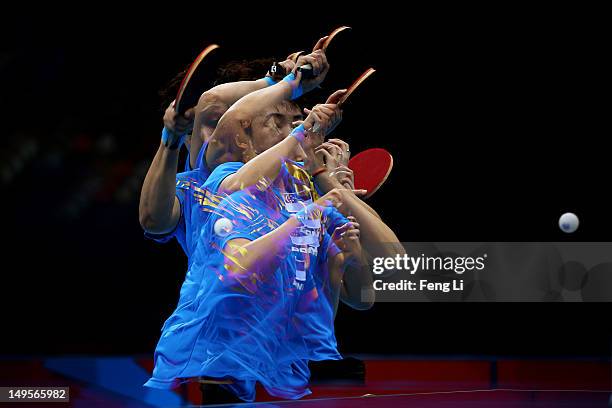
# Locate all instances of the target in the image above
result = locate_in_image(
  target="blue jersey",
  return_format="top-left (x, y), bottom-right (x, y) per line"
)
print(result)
top-left (144, 160), bottom-right (348, 401)
top-left (145, 140), bottom-right (211, 260)
top-left (183, 138), bottom-right (208, 172)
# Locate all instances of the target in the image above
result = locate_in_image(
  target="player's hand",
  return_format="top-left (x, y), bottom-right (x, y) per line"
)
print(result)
top-left (293, 35), bottom-right (336, 93)
top-left (294, 47), bottom-right (329, 93)
top-left (326, 138), bottom-right (350, 165)
top-left (314, 139), bottom-right (349, 170)
top-left (330, 165), bottom-right (355, 190)
top-left (276, 34), bottom-right (327, 80)
top-left (302, 100), bottom-right (341, 142)
top-left (267, 52), bottom-right (299, 81)
top-left (332, 216), bottom-right (362, 259)
top-left (294, 120), bottom-right (324, 174)
top-left (163, 101), bottom-right (195, 136)
top-left (278, 59), bottom-right (296, 76)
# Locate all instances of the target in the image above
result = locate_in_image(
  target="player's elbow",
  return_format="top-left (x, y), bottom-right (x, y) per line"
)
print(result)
top-left (198, 90), bottom-right (222, 107)
top-left (139, 208), bottom-right (171, 235)
top-left (139, 211), bottom-right (158, 233)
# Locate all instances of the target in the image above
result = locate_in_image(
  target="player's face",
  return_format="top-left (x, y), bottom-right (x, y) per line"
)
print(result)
top-left (251, 102), bottom-right (303, 154)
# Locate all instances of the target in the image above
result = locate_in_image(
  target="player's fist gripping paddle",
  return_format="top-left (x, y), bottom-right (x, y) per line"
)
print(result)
top-left (298, 26), bottom-right (351, 78)
top-left (269, 26), bottom-right (350, 80)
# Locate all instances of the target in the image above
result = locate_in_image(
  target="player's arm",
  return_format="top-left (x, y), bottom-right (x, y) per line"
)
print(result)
top-left (304, 136), bottom-right (380, 220)
top-left (217, 99), bottom-right (341, 195)
top-left (217, 44), bottom-right (329, 122)
top-left (188, 59), bottom-right (297, 168)
top-left (227, 35), bottom-right (330, 112)
top-left (202, 77), bottom-right (281, 107)
top-left (223, 217), bottom-right (302, 279)
top-left (205, 48), bottom-right (329, 166)
top-left (344, 189), bottom-right (405, 259)
top-left (139, 104), bottom-right (193, 234)
top-left (305, 138), bottom-right (399, 258)
top-left (223, 189), bottom-right (346, 285)
top-left (332, 188), bottom-right (405, 260)
top-left (199, 54), bottom-right (301, 108)
top-left (329, 219), bottom-right (375, 312)
top-left (315, 166), bottom-right (382, 219)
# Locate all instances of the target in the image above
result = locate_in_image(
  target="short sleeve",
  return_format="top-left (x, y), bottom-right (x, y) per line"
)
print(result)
top-left (143, 189), bottom-right (186, 244)
top-left (202, 161), bottom-right (244, 194)
top-left (142, 170), bottom-right (200, 250)
top-left (205, 189), bottom-right (270, 250)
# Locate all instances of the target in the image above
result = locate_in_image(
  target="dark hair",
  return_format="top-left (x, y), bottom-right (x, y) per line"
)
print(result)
top-left (158, 59), bottom-right (275, 112)
top-left (213, 58), bottom-right (275, 85)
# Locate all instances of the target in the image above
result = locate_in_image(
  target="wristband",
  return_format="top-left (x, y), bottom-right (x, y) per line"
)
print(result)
top-left (263, 76), bottom-right (277, 86)
top-left (282, 72), bottom-right (303, 100)
top-left (290, 124), bottom-right (306, 143)
top-left (161, 127), bottom-right (185, 150)
top-left (268, 61), bottom-right (287, 81)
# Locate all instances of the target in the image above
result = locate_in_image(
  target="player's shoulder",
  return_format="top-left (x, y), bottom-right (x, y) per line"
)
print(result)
top-left (214, 161), bottom-right (244, 173)
top-left (203, 161), bottom-right (244, 190)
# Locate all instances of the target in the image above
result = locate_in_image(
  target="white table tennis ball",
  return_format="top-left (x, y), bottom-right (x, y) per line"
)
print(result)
top-left (214, 217), bottom-right (233, 237)
top-left (559, 212), bottom-right (579, 233)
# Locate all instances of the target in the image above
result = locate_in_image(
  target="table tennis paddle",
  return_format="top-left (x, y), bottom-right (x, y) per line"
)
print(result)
top-left (348, 148), bottom-right (393, 199)
top-left (175, 44), bottom-right (220, 115)
top-left (298, 26), bottom-right (351, 78)
top-left (338, 68), bottom-right (376, 107)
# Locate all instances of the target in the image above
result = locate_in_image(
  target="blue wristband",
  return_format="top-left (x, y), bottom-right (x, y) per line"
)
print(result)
top-left (290, 124), bottom-right (306, 143)
top-left (282, 72), bottom-right (303, 100)
top-left (161, 127), bottom-right (185, 150)
top-left (263, 76), bottom-right (277, 86)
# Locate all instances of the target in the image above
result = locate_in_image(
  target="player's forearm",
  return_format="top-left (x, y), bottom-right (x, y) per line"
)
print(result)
top-left (341, 257), bottom-right (374, 310)
top-left (315, 173), bottom-right (381, 219)
top-left (139, 142), bottom-right (180, 233)
top-left (205, 79), bottom-right (297, 171)
top-left (312, 172), bottom-right (337, 195)
top-left (225, 80), bottom-right (294, 120)
top-left (342, 192), bottom-right (405, 259)
top-left (207, 78), bottom-right (273, 106)
top-left (220, 134), bottom-right (300, 193)
top-left (225, 217), bottom-right (301, 276)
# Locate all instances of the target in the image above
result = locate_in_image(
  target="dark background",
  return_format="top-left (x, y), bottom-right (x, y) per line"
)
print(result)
top-left (1, 7), bottom-right (609, 358)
